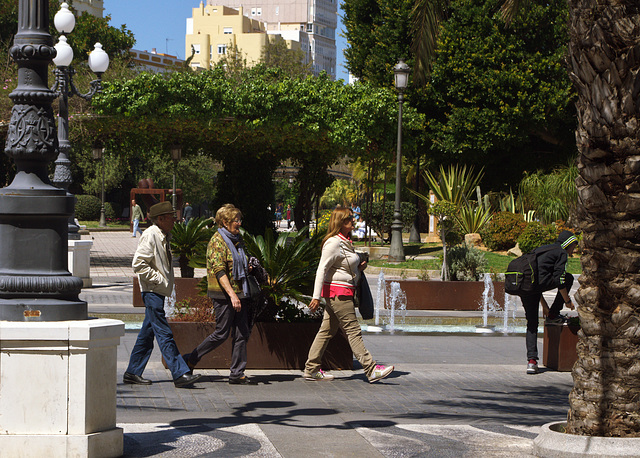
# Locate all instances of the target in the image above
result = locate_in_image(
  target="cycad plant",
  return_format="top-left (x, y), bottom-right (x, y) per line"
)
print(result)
top-left (242, 227), bottom-right (322, 322)
top-left (170, 217), bottom-right (215, 278)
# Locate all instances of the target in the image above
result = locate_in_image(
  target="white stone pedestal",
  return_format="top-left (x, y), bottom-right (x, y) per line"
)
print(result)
top-left (0, 319), bottom-right (125, 458)
top-left (68, 239), bottom-right (93, 288)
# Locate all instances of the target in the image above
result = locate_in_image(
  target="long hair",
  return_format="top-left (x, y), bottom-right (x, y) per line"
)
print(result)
top-left (322, 206), bottom-right (353, 246)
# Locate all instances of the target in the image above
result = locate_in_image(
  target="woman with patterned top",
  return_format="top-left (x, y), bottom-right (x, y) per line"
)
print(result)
top-left (304, 206), bottom-right (394, 383)
top-left (182, 204), bottom-right (254, 385)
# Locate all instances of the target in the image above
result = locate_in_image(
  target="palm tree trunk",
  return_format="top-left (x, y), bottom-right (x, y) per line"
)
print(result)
top-left (566, 0), bottom-right (640, 437)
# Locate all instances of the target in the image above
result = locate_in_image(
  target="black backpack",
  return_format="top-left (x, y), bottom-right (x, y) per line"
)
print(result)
top-left (505, 245), bottom-right (555, 296)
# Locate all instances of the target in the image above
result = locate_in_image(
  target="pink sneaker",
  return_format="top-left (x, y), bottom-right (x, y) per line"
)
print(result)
top-left (368, 365), bottom-right (394, 383)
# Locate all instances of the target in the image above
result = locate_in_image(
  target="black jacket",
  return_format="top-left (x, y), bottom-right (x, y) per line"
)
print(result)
top-left (535, 242), bottom-right (569, 291)
top-left (534, 228), bottom-right (577, 291)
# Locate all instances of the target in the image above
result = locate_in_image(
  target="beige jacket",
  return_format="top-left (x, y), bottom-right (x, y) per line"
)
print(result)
top-left (132, 224), bottom-right (174, 297)
top-left (312, 233), bottom-right (363, 300)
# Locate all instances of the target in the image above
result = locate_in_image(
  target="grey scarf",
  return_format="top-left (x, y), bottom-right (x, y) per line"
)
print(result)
top-left (218, 227), bottom-right (250, 297)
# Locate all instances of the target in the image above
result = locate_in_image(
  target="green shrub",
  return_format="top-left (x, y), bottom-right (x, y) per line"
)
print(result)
top-left (447, 243), bottom-right (488, 281)
top-left (75, 195), bottom-right (101, 220)
top-left (480, 212), bottom-right (528, 251)
top-left (104, 202), bottom-right (118, 220)
top-left (518, 222), bottom-right (558, 253)
top-left (361, 201), bottom-right (417, 239)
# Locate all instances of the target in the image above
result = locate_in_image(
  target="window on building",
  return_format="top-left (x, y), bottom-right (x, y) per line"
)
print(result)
top-left (193, 44), bottom-right (201, 54)
top-left (223, 27), bottom-right (233, 34)
top-left (306, 23), bottom-right (313, 32)
top-left (217, 44), bottom-right (227, 55)
top-left (210, 45), bottom-right (213, 57)
top-left (275, 6), bottom-right (279, 15)
top-left (257, 7), bottom-right (262, 15)
top-left (251, 7), bottom-right (256, 15)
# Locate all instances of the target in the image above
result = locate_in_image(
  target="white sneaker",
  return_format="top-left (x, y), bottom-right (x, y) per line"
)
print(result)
top-left (527, 361), bottom-right (539, 374)
top-left (304, 370), bottom-right (334, 381)
top-left (368, 365), bottom-right (394, 383)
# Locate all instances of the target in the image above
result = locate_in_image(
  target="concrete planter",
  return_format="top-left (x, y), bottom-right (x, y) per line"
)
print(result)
top-left (132, 277), bottom-right (202, 307)
top-left (543, 324), bottom-right (579, 372)
top-left (167, 321), bottom-right (354, 370)
top-left (390, 280), bottom-right (505, 310)
top-left (534, 421), bottom-right (640, 457)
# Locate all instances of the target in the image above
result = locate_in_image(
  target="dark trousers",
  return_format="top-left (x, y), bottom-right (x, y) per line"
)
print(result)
top-left (521, 273), bottom-right (574, 361)
top-left (186, 297), bottom-right (250, 379)
top-left (126, 292), bottom-right (190, 380)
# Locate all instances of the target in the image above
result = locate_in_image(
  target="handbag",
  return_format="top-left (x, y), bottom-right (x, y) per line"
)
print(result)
top-left (356, 274), bottom-right (374, 320)
top-left (342, 245), bottom-right (374, 320)
top-left (246, 274), bottom-right (262, 298)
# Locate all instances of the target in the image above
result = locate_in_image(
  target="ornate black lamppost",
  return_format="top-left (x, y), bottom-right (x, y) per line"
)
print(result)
top-left (388, 59), bottom-right (410, 262)
top-left (92, 146), bottom-right (107, 227)
top-left (51, 2), bottom-right (109, 235)
top-left (0, 0), bottom-right (85, 320)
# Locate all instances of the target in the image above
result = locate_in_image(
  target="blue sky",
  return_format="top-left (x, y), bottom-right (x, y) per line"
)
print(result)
top-left (104, 0), bottom-right (349, 81)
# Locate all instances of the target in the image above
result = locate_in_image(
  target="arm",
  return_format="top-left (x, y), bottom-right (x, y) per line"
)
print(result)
top-left (208, 234), bottom-right (241, 311)
top-left (312, 238), bottom-right (341, 300)
top-left (218, 272), bottom-right (241, 311)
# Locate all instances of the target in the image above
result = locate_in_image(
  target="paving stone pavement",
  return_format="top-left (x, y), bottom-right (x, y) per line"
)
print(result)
top-left (83, 231), bottom-right (576, 457)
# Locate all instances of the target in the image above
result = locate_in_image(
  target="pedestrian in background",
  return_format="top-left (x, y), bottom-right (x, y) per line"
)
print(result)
top-left (520, 230), bottom-right (578, 374)
top-left (124, 201), bottom-right (202, 388)
top-left (304, 206), bottom-right (394, 383)
top-left (183, 204), bottom-right (255, 385)
top-left (131, 199), bottom-right (144, 238)
top-left (183, 202), bottom-right (193, 224)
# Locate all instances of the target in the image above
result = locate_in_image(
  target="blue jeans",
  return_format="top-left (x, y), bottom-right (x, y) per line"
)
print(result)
top-left (132, 218), bottom-right (143, 237)
top-left (126, 292), bottom-right (190, 380)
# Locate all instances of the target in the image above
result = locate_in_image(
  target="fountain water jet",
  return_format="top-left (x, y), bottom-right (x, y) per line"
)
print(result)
top-left (476, 273), bottom-right (500, 333)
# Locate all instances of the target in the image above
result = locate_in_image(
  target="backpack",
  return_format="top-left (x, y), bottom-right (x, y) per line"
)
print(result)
top-left (505, 245), bottom-right (555, 296)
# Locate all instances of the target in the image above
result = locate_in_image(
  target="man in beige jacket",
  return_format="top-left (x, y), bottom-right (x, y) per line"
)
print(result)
top-left (124, 201), bottom-right (201, 388)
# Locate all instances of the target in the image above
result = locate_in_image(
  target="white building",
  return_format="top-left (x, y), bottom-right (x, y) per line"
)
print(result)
top-left (204, 0), bottom-right (337, 79)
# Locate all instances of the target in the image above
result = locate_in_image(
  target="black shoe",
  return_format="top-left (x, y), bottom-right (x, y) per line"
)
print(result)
top-left (174, 373), bottom-right (202, 388)
top-left (229, 376), bottom-right (254, 385)
top-left (123, 372), bottom-right (152, 385)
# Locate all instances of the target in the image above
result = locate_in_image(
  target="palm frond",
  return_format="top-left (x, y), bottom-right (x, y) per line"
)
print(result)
top-left (410, 0), bottom-right (449, 86)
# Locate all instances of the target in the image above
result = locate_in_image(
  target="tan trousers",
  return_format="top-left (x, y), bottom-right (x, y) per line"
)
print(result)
top-left (305, 296), bottom-right (376, 377)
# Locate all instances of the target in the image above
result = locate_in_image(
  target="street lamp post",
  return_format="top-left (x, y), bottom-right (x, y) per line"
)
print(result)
top-left (170, 145), bottom-right (182, 212)
top-left (388, 59), bottom-right (410, 262)
top-left (92, 146), bottom-right (106, 227)
top-left (51, 2), bottom-right (109, 236)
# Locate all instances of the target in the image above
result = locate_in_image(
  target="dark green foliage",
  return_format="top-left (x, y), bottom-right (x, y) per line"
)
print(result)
top-left (517, 221), bottom-right (558, 254)
top-left (361, 201), bottom-right (417, 239)
top-left (423, 0), bottom-right (576, 189)
top-left (242, 227), bottom-right (323, 322)
top-left (171, 217), bottom-right (215, 278)
top-left (480, 211), bottom-right (528, 251)
top-left (213, 151), bottom-right (276, 235)
top-left (75, 195), bottom-right (101, 220)
top-left (62, 11), bottom-right (135, 62)
top-left (447, 243), bottom-right (488, 281)
top-left (343, 0), bottom-right (415, 87)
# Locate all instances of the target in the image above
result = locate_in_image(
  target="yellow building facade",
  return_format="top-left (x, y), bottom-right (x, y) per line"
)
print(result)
top-left (186, 3), bottom-right (302, 70)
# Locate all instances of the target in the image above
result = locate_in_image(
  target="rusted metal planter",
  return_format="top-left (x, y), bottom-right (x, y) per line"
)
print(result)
top-left (543, 324), bottom-right (580, 372)
top-left (389, 280), bottom-right (505, 310)
top-left (166, 321), bottom-right (353, 370)
top-left (133, 277), bottom-right (202, 307)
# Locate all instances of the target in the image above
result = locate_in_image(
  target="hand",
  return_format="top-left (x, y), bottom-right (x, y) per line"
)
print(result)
top-left (565, 299), bottom-right (575, 310)
top-left (231, 293), bottom-right (241, 312)
top-left (358, 260), bottom-right (368, 271)
top-left (308, 298), bottom-right (320, 313)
